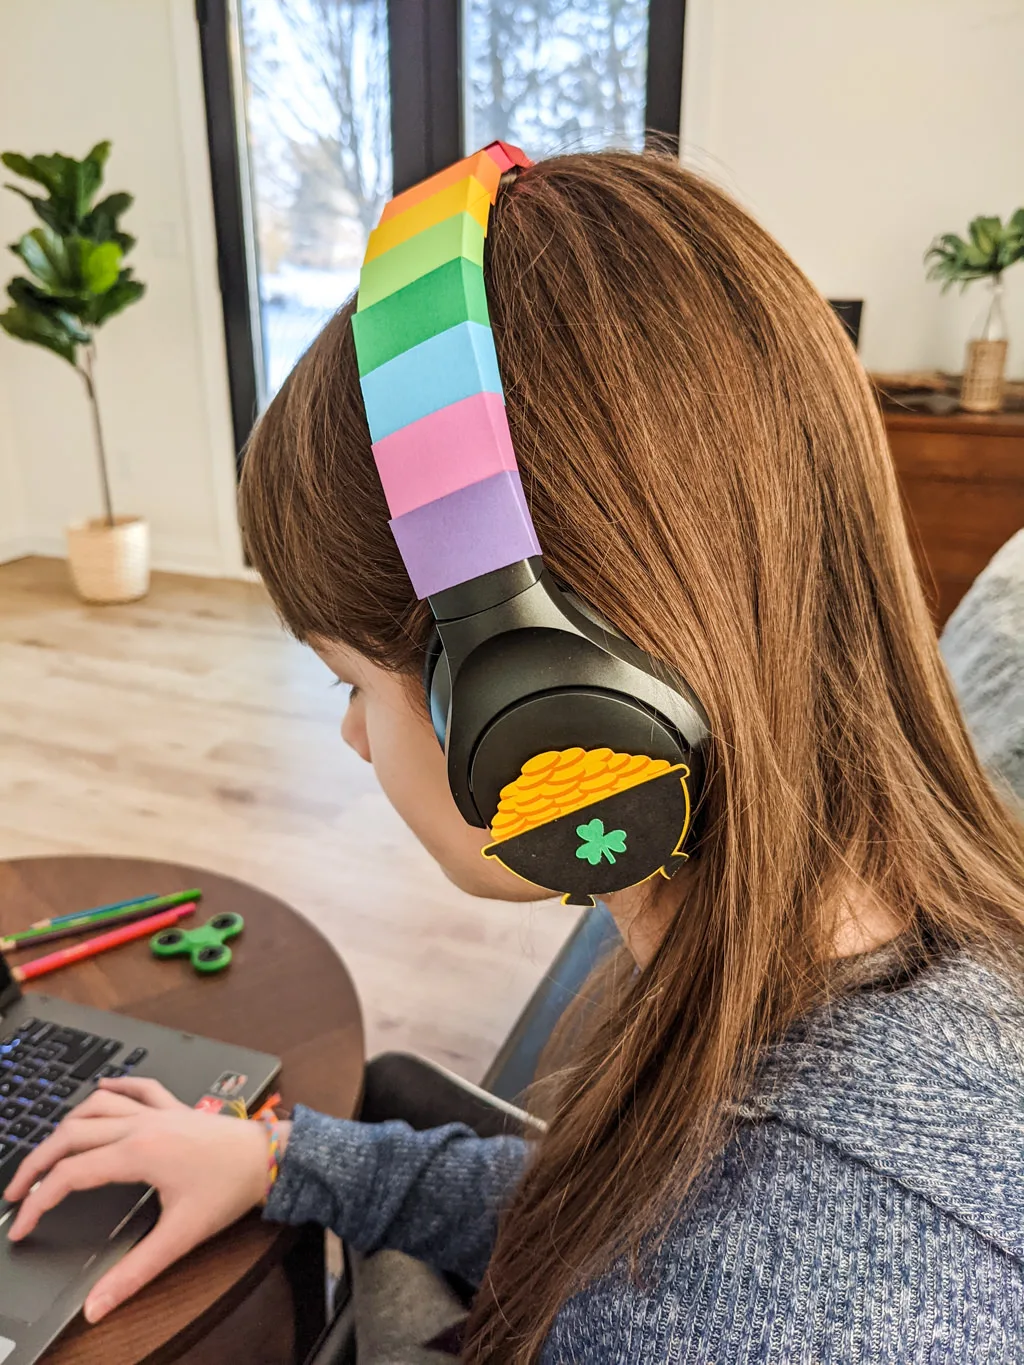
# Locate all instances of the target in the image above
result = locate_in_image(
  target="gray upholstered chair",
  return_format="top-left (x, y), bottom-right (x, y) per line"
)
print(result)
top-left (939, 528), bottom-right (1024, 810)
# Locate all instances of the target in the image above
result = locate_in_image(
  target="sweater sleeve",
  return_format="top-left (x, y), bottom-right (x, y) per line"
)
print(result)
top-left (261, 1104), bottom-right (529, 1285)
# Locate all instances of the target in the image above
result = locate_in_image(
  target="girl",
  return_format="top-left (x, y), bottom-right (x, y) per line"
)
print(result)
top-left (6, 151), bottom-right (1024, 1363)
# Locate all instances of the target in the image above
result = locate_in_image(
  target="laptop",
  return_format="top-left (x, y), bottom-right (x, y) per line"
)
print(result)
top-left (0, 945), bottom-right (280, 1365)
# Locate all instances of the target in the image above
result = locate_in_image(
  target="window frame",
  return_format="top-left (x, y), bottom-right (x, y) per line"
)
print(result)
top-left (195, 0), bottom-right (264, 464)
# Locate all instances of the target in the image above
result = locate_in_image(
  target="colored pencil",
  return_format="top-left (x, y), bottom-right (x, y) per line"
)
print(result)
top-left (2, 904), bottom-right (179, 953)
top-left (29, 893), bottom-right (160, 930)
top-left (2, 889), bottom-right (202, 953)
top-left (12, 904), bottom-right (197, 984)
top-left (250, 1092), bottom-right (282, 1122)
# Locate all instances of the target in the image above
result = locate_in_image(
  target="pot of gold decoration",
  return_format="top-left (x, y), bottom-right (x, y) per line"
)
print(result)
top-left (482, 747), bottom-right (694, 908)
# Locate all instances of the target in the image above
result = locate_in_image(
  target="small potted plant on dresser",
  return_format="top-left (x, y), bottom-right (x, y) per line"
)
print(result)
top-left (0, 141), bottom-right (148, 602)
top-left (925, 208), bottom-right (1024, 414)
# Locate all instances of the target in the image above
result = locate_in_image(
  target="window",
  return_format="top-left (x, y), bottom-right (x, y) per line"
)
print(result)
top-left (197, 0), bottom-right (684, 459)
top-left (463, 0), bottom-right (651, 156)
top-left (235, 0), bottom-right (391, 397)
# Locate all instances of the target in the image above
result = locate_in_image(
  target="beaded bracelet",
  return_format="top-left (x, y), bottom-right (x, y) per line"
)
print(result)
top-left (257, 1112), bottom-right (283, 1207)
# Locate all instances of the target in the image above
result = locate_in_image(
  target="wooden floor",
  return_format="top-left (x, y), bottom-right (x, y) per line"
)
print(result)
top-left (0, 557), bottom-right (580, 1082)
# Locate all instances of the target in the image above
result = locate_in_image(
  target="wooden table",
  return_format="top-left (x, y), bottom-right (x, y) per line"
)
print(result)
top-left (0, 856), bottom-right (365, 1365)
top-left (883, 402), bottom-right (1024, 629)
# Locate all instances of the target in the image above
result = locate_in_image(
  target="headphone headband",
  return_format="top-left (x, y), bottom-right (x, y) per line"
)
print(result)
top-left (353, 142), bottom-right (537, 600)
top-left (350, 146), bottom-right (712, 909)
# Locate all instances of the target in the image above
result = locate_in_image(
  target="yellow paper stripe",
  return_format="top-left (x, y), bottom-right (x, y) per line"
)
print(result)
top-left (365, 174), bottom-right (492, 264)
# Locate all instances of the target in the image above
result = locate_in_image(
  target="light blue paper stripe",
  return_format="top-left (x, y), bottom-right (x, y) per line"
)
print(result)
top-left (359, 321), bottom-right (503, 444)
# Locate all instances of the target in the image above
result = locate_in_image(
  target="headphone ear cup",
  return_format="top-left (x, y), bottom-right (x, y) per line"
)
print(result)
top-left (423, 625), bottom-right (450, 750)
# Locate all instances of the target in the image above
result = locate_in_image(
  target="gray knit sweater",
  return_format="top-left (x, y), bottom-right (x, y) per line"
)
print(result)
top-left (265, 949), bottom-right (1024, 1361)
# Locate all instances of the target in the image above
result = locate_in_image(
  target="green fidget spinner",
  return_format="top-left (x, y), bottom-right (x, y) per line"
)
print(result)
top-left (151, 912), bottom-right (244, 974)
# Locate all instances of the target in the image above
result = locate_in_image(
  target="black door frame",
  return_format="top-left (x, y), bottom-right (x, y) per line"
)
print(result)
top-left (196, 0), bottom-right (686, 464)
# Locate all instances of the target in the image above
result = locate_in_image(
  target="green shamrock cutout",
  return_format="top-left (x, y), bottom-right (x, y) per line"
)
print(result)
top-left (575, 818), bottom-right (628, 866)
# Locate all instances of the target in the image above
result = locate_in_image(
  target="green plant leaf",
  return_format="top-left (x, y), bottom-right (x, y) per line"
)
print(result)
top-left (968, 215), bottom-right (1002, 259)
top-left (1, 151), bottom-right (63, 196)
top-left (85, 271), bottom-right (145, 326)
top-left (6, 275), bottom-right (89, 326)
top-left (73, 144), bottom-right (111, 221)
top-left (87, 191), bottom-right (132, 220)
top-left (77, 238), bottom-right (123, 293)
top-left (3, 184), bottom-right (74, 236)
top-left (2, 145), bottom-right (109, 229)
top-left (12, 227), bottom-right (124, 298)
top-left (82, 191), bottom-right (133, 244)
top-left (1005, 209), bottom-right (1024, 267)
top-left (15, 154), bottom-right (80, 219)
top-left (85, 141), bottom-right (111, 173)
top-left (0, 302), bottom-right (80, 364)
top-left (13, 226), bottom-right (75, 292)
top-left (962, 242), bottom-right (992, 269)
top-left (923, 214), bottom-right (1024, 290)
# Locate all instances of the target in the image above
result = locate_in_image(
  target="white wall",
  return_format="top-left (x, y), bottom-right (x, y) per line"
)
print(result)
top-left (1, 2), bottom-right (1020, 574)
top-left (681, 0), bottom-right (1024, 376)
top-left (0, 366), bottom-right (27, 559)
top-left (0, 0), bottom-right (244, 574)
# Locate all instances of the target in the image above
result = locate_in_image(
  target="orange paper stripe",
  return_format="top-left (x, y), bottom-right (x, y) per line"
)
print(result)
top-left (380, 149), bottom-right (503, 223)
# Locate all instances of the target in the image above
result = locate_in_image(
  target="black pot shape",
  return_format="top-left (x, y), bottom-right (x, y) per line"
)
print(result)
top-left (483, 763), bottom-right (693, 908)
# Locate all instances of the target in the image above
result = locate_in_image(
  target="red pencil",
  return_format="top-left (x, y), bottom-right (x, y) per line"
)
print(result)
top-left (13, 904), bottom-right (196, 983)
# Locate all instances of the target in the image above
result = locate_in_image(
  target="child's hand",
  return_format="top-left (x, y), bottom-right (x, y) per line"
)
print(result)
top-left (3, 1075), bottom-right (290, 1324)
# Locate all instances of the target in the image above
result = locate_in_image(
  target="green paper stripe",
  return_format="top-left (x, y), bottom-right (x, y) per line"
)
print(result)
top-left (357, 212), bottom-right (485, 310)
top-left (352, 259), bottom-right (490, 376)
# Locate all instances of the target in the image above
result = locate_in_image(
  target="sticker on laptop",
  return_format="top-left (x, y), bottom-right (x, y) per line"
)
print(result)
top-left (0, 1337), bottom-right (15, 1363)
top-left (209, 1070), bottom-right (247, 1098)
top-left (194, 1095), bottom-right (225, 1115)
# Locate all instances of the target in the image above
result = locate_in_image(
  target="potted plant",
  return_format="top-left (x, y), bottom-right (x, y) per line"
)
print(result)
top-left (0, 141), bottom-right (148, 602)
top-left (925, 209), bottom-right (1024, 414)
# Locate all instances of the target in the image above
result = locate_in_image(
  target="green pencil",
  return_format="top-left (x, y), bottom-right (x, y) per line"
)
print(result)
top-left (1, 889), bottom-right (202, 952)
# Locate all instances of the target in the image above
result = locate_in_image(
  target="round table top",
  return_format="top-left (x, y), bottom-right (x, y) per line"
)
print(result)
top-left (0, 856), bottom-right (364, 1364)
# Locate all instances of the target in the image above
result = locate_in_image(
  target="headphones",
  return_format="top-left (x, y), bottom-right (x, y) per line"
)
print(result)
top-left (352, 141), bottom-right (712, 908)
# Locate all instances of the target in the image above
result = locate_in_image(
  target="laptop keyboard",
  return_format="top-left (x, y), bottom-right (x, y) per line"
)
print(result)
top-left (0, 1019), bottom-right (148, 1198)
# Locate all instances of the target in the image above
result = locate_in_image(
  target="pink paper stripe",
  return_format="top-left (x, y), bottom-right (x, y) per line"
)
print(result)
top-left (371, 391), bottom-right (518, 518)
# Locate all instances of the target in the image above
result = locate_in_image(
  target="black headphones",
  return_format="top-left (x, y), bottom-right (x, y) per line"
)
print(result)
top-left (353, 141), bottom-right (712, 907)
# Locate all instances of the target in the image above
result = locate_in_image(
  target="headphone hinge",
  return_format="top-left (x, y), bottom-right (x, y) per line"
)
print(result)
top-left (427, 557), bottom-right (544, 623)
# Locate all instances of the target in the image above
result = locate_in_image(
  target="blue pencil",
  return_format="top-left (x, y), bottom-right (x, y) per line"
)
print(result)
top-left (29, 893), bottom-right (158, 930)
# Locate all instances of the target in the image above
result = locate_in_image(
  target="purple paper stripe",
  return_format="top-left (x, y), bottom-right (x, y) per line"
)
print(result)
top-left (389, 470), bottom-right (542, 599)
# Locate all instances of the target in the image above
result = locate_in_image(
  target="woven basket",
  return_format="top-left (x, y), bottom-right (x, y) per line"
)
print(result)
top-left (960, 339), bottom-right (1008, 413)
top-left (66, 516), bottom-right (150, 604)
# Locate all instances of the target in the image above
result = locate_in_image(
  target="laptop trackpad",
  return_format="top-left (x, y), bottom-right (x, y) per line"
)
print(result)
top-left (0, 1186), bottom-right (147, 1326)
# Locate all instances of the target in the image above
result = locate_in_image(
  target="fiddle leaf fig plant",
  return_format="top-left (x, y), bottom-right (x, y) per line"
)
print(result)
top-left (0, 142), bottom-right (145, 525)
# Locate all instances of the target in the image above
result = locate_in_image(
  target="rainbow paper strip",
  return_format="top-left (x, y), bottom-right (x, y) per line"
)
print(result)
top-left (352, 141), bottom-right (540, 600)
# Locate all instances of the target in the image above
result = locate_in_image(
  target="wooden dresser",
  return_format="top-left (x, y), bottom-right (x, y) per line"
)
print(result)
top-left (883, 401), bottom-right (1024, 630)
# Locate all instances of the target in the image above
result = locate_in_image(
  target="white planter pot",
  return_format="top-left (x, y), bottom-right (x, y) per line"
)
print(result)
top-left (66, 516), bottom-right (150, 604)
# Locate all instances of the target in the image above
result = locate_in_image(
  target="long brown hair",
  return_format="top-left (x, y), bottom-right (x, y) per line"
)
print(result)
top-left (239, 150), bottom-right (1024, 1361)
